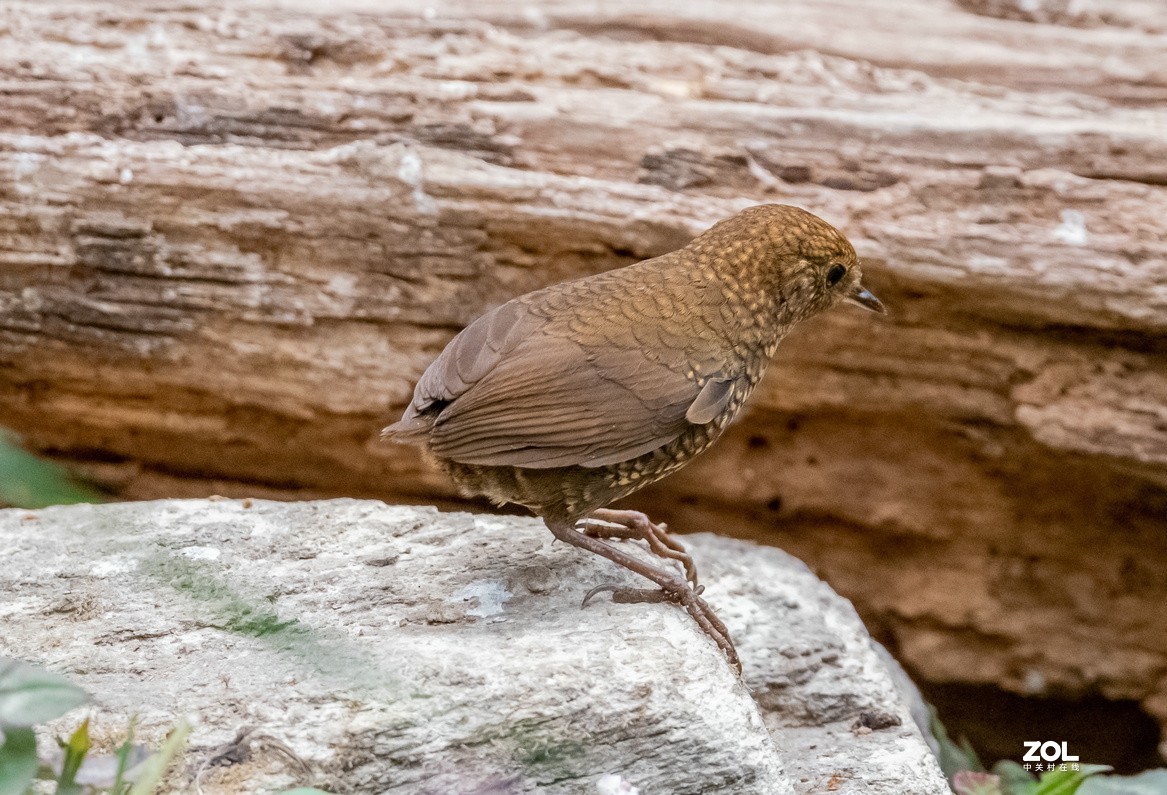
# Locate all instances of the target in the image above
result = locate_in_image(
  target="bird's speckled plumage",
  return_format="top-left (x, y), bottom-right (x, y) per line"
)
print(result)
top-left (385, 204), bottom-right (877, 523)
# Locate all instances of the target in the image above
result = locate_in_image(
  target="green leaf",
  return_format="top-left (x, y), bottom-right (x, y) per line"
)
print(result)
top-left (1003, 781), bottom-right (1038, 795)
top-left (111, 717), bottom-right (139, 795)
top-left (928, 704), bottom-right (984, 777)
top-left (0, 727), bottom-right (38, 795)
top-left (994, 760), bottom-right (1039, 791)
top-left (1079, 770), bottom-right (1167, 794)
top-left (0, 432), bottom-right (104, 509)
top-left (127, 722), bottom-right (190, 795)
top-left (55, 719), bottom-right (90, 795)
top-left (0, 659), bottom-right (89, 728)
top-left (1032, 765), bottom-right (1112, 795)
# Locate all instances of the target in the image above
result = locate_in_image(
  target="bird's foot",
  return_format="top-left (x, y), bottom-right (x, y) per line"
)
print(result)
top-left (581, 582), bottom-right (705, 607)
top-left (580, 581), bottom-right (740, 674)
top-left (548, 520), bottom-right (739, 674)
top-left (578, 509), bottom-right (699, 589)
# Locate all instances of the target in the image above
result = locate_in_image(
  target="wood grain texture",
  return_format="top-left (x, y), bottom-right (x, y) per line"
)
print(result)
top-left (2, 0), bottom-right (1166, 745)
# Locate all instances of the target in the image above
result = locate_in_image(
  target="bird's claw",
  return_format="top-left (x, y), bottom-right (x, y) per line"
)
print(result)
top-left (581, 583), bottom-right (618, 608)
top-left (582, 581), bottom-right (739, 673)
top-left (581, 579), bottom-right (704, 609)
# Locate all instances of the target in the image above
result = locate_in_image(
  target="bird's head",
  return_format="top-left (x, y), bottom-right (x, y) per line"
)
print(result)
top-left (709, 204), bottom-right (886, 323)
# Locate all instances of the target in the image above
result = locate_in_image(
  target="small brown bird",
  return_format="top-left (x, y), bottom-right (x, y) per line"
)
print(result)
top-left (384, 204), bottom-right (884, 670)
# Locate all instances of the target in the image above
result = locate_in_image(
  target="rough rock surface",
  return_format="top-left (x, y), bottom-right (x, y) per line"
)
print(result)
top-left (2, 0), bottom-right (1167, 748)
top-left (0, 499), bottom-right (947, 794)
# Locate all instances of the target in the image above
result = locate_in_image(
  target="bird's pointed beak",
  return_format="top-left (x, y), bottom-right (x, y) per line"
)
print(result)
top-left (845, 282), bottom-right (887, 314)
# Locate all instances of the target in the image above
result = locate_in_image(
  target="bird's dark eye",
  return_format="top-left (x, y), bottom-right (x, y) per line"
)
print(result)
top-left (826, 263), bottom-right (847, 286)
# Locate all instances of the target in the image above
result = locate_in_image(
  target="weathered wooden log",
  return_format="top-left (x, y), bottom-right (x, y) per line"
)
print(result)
top-left (1, 0), bottom-right (1166, 754)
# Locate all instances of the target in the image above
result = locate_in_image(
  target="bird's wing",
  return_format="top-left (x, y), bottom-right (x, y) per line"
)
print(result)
top-left (383, 300), bottom-right (537, 440)
top-left (424, 324), bottom-right (730, 470)
top-left (685, 376), bottom-right (736, 424)
top-left (416, 300), bottom-right (534, 413)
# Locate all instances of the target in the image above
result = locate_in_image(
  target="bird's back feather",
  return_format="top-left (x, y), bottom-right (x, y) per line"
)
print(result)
top-left (384, 252), bottom-right (743, 469)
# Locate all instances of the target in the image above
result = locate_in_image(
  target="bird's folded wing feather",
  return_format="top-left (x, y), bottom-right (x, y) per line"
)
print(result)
top-left (413, 300), bottom-right (534, 414)
top-left (426, 328), bottom-right (709, 470)
top-left (388, 287), bottom-right (738, 468)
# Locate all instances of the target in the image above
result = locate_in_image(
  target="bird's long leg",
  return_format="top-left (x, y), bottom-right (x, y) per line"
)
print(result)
top-left (578, 509), bottom-right (698, 589)
top-left (547, 519), bottom-right (739, 673)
